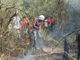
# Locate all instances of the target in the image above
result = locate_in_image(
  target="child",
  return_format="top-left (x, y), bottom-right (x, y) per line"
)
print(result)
top-left (23, 16), bottom-right (29, 44)
top-left (29, 17), bottom-right (35, 46)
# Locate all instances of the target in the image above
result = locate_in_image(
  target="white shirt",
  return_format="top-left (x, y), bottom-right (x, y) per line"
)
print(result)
top-left (13, 16), bottom-right (20, 29)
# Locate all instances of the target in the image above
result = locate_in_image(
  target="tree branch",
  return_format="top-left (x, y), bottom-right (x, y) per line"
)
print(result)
top-left (5, 6), bottom-right (15, 11)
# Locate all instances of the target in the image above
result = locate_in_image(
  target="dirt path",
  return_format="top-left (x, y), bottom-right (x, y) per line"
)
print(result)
top-left (17, 47), bottom-right (63, 60)
top-left (17, 38), bottom-right (64, 60)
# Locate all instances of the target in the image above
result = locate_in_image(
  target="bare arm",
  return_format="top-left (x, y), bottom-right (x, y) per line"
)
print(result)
top-left (30, 23), bottom-right (33, 29)
top-left (33, 22), bottom-right (39, 29)
top-left (24, 21), bottom-right (28, 29)
top-left (39, 25), bottom-right (42, 34)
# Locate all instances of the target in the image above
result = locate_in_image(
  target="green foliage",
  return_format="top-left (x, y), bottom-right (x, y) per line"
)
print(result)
top-left (24, 0), bottom-right (66, 18)
top-left (0, 0), bottom-right (76, 59)
top-left (67, 33), bottom-right (76, 46)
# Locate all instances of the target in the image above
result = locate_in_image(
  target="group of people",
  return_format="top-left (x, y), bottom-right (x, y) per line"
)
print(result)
top-left (8, 13), bottom-right (80, 59)
top-left (44, 17), bottom-right (55, 31)
top-left (8, 13), bottom-right (55, 49)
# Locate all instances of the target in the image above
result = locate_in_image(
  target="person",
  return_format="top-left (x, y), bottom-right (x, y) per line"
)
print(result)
top-left (13, 14), bottom-right (21, 39)
top-left (33, 15), bottom-right (45, 49)
top-left (48, 17), bottom-right (51, 29)
top-left (76, 33), bottom-right (80, 60)
top-left (51, 17), bottom-right (55, 31)
top-left (19, 18), bottom-right (22, 32)
top-left (29, 17), bottom-right (35, 46)
top-left (44, 17), bottom-right (48, 28)
top-left (29, 17), bottom-right (35, 31)
top-left (26, 17), bottom-right (30, 25)
top-left (23, 16), bottom-right (29, 44)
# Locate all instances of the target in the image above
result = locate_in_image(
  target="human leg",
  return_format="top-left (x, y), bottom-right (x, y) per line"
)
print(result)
top-left (24, 29), bottom-right (29, 44)
top-left (37, 30), bottom-right (41, 48)
top-left (17, 29), bottom-right (21, 39)
top-left (33, 30), bottom-right (37, 48)
top-left (51, 23), bottom-right (54, 31)
top-left (25, 34), bottom-right (28, 43)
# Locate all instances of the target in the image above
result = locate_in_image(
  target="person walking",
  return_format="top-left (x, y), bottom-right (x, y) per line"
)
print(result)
top-left (33, 15), bottom-right (45, 49)
top-left (13, 14), bottom-right (21, 40)
top-left (19, 18), bottom-right (22, 32)
top-left (48, 17), bottom-right (51, 29)
top-left (51, 17), bottom-right (55, 31)
top-left (29, 17), bottom-right (35, 46)
top-left (44, 17), bottom-right (48, 28)
top-left (23, 16), bottom-right (29, 44)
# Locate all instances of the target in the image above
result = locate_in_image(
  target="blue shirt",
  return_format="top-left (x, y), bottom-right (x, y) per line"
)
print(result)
top-left (33, 18), bottom-right (40, 30)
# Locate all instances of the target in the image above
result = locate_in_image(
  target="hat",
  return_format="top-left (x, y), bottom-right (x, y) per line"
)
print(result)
top-left (39, 15), bottom-right (45, 20)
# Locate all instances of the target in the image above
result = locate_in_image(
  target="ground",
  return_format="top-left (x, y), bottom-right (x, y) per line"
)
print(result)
top-left (0, 28), bottom-right (78, 60)
top-left (17, 38), bottom-right (64, 60)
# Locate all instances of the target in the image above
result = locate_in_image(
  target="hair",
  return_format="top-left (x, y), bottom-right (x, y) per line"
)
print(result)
top-left (23, 16), bottom-right (26, 18)
top-left (51, 16), bottom-right (53, 19)
top-left (30, 16), bottom-right (35, 20)
top-left (45, 16), bottom-right (48, 19)
top-left (48, 16), bottom-right (51, 19)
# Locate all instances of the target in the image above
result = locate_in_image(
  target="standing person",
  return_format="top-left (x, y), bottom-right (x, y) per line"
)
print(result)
top-left (44, 17), bottom-right (48, 28)
top-left (13, 14), bottom-right (21, 39)
top-left (29, 17), bottom-right (35, 46)
top-left (30, 17), bottom-right (34, 29)
top-left (19, 18), bottom-right (23, 39)
top-left (19, 18), bottom-right (22, 32)
top-left (76, 33), bottom-right (80, 60)
top-left (51, 17), bottom-right (55, 31)
top-left (26, 17), bottom-right (30, 25)
top-left (48, 17), bottom-right (51, 29)
top-left (23, 16), bottom-right (29, 44)
top-left (33, 15), bottom-right (45, 49)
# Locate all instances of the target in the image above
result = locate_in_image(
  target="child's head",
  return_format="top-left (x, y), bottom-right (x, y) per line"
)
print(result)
top-left (48, 17), bottom-right (51, 19)
top-left (31, 17), bottom-right (34, 22)
top-left (26, 17), bottom-right (29, 20)
top-left (51, 16), bottom-right (53, 19)
top-left (45, 16), bottom-right (48, 19)
top-left (23, 16), bottom-right (26, 21)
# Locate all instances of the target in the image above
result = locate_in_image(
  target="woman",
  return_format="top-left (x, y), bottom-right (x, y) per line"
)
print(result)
top-left (33, 15), bottom-right (45, 49)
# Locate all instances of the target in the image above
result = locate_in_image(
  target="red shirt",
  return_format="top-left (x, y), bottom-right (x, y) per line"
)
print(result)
top-left (48, 19), bottom-right (51, 23)
top-left (51, 18), bottom-right (54, 24)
